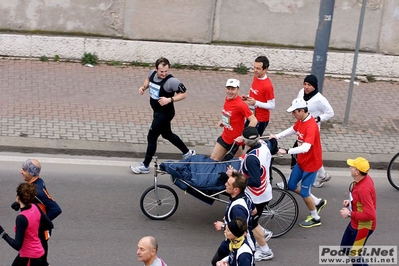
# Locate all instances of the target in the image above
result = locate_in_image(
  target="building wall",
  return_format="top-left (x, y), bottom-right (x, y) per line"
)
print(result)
top-left (0, 0), bottom-right (398, 77)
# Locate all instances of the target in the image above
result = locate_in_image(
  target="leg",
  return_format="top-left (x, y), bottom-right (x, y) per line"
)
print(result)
top-left (340, 223), bottom-right (373, 266)
top-left (287, 164), bottom-right (303, 192)
top-left (256, 121), bottom-right (269, 136)
top-left (12, 254), bottom-right (27, 266)
top-left (160, 111), bottom-right (190, 154)
top-left (313, 165), bottom-right (332, 188)
top-left (211, 137), bottom-right (230, 161)
top-left (143, 112), bottom-right (163, 166)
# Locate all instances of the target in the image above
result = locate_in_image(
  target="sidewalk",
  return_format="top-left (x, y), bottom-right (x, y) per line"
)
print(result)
top-left (0, 59), bottom-right (398, 169)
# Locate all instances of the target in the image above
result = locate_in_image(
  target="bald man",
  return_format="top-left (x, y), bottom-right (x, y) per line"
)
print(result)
top-left (20, 159), bottom-right (62, 266)
top-left (137, 236), bottom-right (167, 266)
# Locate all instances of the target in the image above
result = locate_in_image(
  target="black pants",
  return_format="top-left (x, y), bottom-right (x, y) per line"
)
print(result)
top-left (143, 110), bottom-right (189, 166)
top-left (12, 254), bottom-right (46, 266)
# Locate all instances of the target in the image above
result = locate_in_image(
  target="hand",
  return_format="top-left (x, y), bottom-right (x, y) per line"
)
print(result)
top-left (216, 261), bottom-right (228, 266)
top-left (214, 221), bottom-right (224, 231)
top-left (138, 86), bottom-right (146, 95)
top-left (218, 121), bottom-right (224, 127)
top-left (158, 97), bottom-right (171, 106)
top-left (0, 225), bottom-right (4, 234)
top-left (269, 134), bottom-right (277, 139)
top-left (246, 97), bottom-right (256, 106)
top-left (278, 148), bottom-right (287, 155)
top-left (241, 94), bottom-right (248, 101)
top-left (340, 207), bottom-right (350, 218)
top-left (343, 200), bottom-right (350, 207)
top-left (234, 135), bottom-right (244, 144)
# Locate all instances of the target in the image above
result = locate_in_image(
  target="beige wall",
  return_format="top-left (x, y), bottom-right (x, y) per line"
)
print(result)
top-left (0, 0), bottom-right (398, 54)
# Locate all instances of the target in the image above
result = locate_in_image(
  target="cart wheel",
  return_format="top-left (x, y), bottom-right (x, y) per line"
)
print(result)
top-left (387, 152), bottom-right (399, 190)
top-left (140, 185), bottom-right (179, 220)
top-left (259, 188), bottom-right (298, 238)
top-left (270, 166), bottom-right (287, 190)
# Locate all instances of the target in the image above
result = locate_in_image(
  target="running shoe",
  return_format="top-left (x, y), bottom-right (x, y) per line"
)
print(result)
top-left (299, 215), bottom-right (321, 228)
top-left (182, 150), bottom-right (196, 160)
top-left (130, 163), bottom-right (150, 174)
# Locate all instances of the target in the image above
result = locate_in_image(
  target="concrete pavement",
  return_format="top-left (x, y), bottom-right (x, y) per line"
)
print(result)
top-left (0, 58), bottom-right (398, 169)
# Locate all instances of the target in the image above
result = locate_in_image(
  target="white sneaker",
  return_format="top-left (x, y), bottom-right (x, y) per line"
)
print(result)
top-left (255, 249), bottom-right (274, 261)
top-left (313, 172), bottom-right (331, 188)
top-left (276, 181), bottom-right (285, 189)
top-left (182, 150), bottom-right (196, 160)
top-left (263, 228), bottom-right (273, 241)
top-left (130, 163), bottom-right (150, 174)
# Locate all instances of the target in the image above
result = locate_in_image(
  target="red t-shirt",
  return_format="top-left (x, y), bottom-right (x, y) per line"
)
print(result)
top-left (293, 117), bottom-right (322, 172)
top-left (221, 96), bottom-right (253, 144)
top-left (249, 76), bottom-right (275, 122)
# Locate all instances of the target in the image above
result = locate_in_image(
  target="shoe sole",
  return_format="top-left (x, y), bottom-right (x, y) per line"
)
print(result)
top-left (255, 256), bottom-right (274, 261)
top-left (130, 166), bottom-right (150, 174)
top-left (316, 199), bottom-right (327, 214)
top-left (299, 222), bottom-right (321, 228)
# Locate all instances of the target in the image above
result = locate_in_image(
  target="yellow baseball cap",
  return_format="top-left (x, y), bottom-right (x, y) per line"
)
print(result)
top-left (347, 157), bottom-right (370, 173)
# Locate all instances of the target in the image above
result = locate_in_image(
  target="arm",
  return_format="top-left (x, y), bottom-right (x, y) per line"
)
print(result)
top-left (39, 205), bottom-right (54, 231)
top-left (318, 97), bottom-right (334, 122)
top-left (37, 187), bottom-right (62, 220)
top-left (352, 188), bottom-right (376, 222)
top-left (237, 252), bottom-right (253, 265)
top-left (273, 126), bottom-right (296, 140)
top-left (1, 215), bottom-right (28, 251)
top-left (254, 98), bottom-right (275, 110)
top-left (246, 115), bottom-right (258, 127)
top-left (244, 155), bottom-right (261, 187)
top-left (139, 77), bottom-right (150, 95)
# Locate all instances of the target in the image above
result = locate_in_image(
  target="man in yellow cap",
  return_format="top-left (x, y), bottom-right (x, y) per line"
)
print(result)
top-left (339, 157), bottom-right (376, 265)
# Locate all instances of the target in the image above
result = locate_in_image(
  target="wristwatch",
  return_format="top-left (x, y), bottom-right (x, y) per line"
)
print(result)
top-left (221, 224), bottom-right (226, 231)
top-left (347, 212), bottom-right (351, 218)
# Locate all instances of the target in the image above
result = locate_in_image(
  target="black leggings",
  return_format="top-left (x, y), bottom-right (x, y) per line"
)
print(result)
top-left (143, 111), bottom-right (189, 166)
top-left (12, 254), bottom-right (46, 266)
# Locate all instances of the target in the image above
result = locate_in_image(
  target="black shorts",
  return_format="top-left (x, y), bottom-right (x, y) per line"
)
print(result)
top-left (252, 201), bottom-right (269, 227)
top-left (216, 136), bottom-right (233, 151)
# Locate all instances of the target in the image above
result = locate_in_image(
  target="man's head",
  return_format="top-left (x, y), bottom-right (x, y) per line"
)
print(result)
top-left (225, 171), bottom-right (247, 197)
top-left (254, 56), bottom-right (269, 79)
top-left (286, 98), bottom-right (308, 120)
top-left (303, 74), bottom-right (318, 94)
top-left (242, 126), bottom-right (260, 147)
top-left (137, 236), bottom-right (158, 265)
top-left (225, 78), bottom-right (240, 100)
top-left (347, 157), bottom-right (370, 178)
top-left (20, 159), bottom-right (41, 182)
top-left (155, 57), bottom-right (170, 79)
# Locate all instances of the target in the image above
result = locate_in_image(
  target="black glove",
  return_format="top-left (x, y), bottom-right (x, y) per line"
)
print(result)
top-left (0, 225), bottom-right (4, 234)
top-left (11, 201), bottom-right (21, 211)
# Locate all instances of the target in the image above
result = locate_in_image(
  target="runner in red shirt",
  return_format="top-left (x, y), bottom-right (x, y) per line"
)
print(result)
top-left (242, 56), bottom-right (275, 136)
top-left (210, 78), bottom-right (257, 161)
top-left (270, 98), bottom-right (326, 228)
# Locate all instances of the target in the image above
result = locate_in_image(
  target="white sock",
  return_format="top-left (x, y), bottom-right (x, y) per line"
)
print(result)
top-left (259, 244), bottom-right (270, 252)
top-left (310, 210), bottom-right (320, 220)
top-left (311, 194), bottom-right (321, 205)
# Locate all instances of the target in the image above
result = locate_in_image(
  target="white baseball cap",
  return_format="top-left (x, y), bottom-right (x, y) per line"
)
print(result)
top-left (286, 98), bottom-right (307, 112)
top-left (225, 78), bottom-right (240, 88)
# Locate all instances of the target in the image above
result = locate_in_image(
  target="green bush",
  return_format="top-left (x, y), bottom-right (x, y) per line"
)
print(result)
top-left (39, 56), bottom-right (48, 62)
top-left (81, 52), bottom-right (98, 65)
top-left (234, 63), bottom-right (249, 74)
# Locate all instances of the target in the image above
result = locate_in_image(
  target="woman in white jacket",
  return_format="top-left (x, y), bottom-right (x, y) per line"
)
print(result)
top-left (296, 74), bottom-right (334, 187)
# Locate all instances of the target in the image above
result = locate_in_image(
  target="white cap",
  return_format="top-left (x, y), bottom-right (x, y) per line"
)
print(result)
top-left (225, 78), bottom-right (240, 88)
top-left (286, 98), bottom-right (307, 112)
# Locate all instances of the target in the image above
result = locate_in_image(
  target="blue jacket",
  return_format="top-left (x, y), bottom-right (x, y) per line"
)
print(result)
top-left (33, 177), bottom-right (62, 221)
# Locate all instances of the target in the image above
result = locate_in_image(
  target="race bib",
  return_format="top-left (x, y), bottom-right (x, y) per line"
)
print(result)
top-left (222, 113), bottom-right (231, 126)
top-left (149, 82), bottom-right (161, 100)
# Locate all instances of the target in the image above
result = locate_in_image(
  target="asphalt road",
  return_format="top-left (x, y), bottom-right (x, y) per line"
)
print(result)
top-left (0, 153), bottom-right (397, 266)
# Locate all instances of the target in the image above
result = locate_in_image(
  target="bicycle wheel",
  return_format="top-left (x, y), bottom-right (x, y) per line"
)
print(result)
top-left (259, 188), bottom-right (299, 238)
top-left (140, 185), bottom-right (179, 220)
top-left (387, 152), bottom-right (399, 190)
top-left (270, 166), bottom-right (287, 190)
